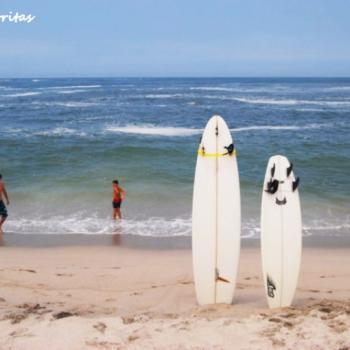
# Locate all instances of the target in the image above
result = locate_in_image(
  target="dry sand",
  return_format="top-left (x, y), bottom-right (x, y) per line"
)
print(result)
top-left (0, 244), bottom-right (349, 349)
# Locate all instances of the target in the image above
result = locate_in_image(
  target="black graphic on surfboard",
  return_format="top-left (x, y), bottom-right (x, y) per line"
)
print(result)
top-left (267, 275), bottom-right (276, 298)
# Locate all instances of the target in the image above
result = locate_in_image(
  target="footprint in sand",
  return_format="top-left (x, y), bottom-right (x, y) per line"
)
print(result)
top-left (93, 322), bottom-right (107, 334)
top-left (18, 269), bottom-right (36, 273)
top-left (53, 311), bottom-right (76, 320)
top-left (130, 292), bottom-right (142, 296)
top-left (10, 328), bottom-right (34, 338)
top-left (179, 280), bottom-right (192, 285)
top-left (128, 334), bottom-right (139, 342)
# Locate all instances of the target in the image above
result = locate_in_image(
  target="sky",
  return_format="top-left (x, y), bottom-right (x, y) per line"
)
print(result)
top-left (0, 0), bottom-right (349, 77)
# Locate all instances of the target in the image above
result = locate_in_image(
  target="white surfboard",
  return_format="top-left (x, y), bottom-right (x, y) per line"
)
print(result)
top-left (261, 155), bottom-right (302, 308)
top-left (192, 115), bottom-right (241, 305)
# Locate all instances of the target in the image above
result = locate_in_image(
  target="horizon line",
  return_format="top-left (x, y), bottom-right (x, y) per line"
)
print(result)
top-left (1, 76), bottom-right (350, 79)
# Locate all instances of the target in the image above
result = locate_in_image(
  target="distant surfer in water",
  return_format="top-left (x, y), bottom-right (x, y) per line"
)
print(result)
top-left (0, 174), bottom-right (10, 234)
top-left (112, 180), bottom-right (126, 220)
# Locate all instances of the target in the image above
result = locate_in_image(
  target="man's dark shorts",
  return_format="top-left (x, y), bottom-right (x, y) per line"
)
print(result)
top-left (112, 201), bottom-right (122, 209)
top-left (0, 200), bottom-right (8, 218)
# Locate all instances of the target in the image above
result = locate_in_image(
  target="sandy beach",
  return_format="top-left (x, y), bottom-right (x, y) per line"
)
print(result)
top-left (0, 238), bottom-right (349, 350)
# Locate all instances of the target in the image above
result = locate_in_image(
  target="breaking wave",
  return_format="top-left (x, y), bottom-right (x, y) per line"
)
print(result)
top-left (105, 123), bottom-right (327, 137)
top-left (233, 97), bottom-right (350, 106)
top-left (105, 125), bottom-right (202, 136)
top-left (6, 92), bottom-right (42, 97)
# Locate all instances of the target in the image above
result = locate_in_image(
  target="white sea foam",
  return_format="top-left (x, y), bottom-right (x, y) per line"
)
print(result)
top-left (295, 108), bottom-right (325, 112)
top-left (190, 86), bottom-right (239, 92)
top-left (5, 216), bottom-right (192, 237)
top-left (233, 97), bottom-right (350, 106)
top-left (105, 123), bottom-right (325, 137)
top-left (32, 101), bottom-right (100, 108)
top-left (6, 92), bottom-right (41, 97)
top-left (35, 127), bottom-right (87, 137)
top-left (231, 124), bottom-right (324, 132)
top-left (145, 94), bottom-right (185, 99)
top-left (105, 124), bottom-right (202, 136)
top-left (41, 85), bottom-right (101, 90)
top-left (57, 89), bottom-right (87, 94)
top-left (325, 86), bottom-right (350, 91)
top-left (6, 215), bottom-right (349, 238)
top-left (190, 86), bottom-right (279, 93)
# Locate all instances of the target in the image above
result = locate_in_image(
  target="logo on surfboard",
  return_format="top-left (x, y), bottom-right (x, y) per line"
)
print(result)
top-left (267, 275), bottom-right (276, 298)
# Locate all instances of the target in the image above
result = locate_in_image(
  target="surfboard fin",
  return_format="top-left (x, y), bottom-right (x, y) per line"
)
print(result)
top-left (215, 268), bottom-right (230, 283)
top-left (224, 143), bottom-right (235, 155)
top-left (275, 197), bottom-right (287, 205)
top-left (292, 177), bottom-right (300, 191)
top-left (216, 276), bottom-right (230, 283)
top-left (265, 179), bottom-right (279, 194)
top-left (286, 162), bottom-right (293, 177)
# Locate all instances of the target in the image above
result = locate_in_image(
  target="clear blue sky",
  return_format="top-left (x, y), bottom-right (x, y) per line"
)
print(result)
top-left (0, 0), bottom-right (349, 77)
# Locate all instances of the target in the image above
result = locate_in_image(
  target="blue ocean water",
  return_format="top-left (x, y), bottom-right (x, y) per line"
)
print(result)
top-left (0, 77), bottom-right (349, 238)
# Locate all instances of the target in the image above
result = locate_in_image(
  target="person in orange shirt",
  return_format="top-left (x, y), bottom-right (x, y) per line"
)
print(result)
top-left (112, 179), bottom-right (126, 220)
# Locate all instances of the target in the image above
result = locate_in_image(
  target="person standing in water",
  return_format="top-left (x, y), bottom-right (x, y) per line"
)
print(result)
top-left (0, 174), bottom-right (10, 234)
top-left (112, 179), bottom-right (126, 220)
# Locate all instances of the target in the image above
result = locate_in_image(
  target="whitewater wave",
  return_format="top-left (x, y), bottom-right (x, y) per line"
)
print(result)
top-left (32, 101), bottom-right (100, 108)
top-left (4, 214), bottom-right (258, 237)
top-left (325, 86), bottom-right (350, 91)
top-left (190, 87), bottom-right (239, 92)
top-left (57, 89), bottom-right (87, 94)
top-left (5, 215), bottom-right (349, 238)
top-left (34, 127), bottom-right (87, 137)
top-left (295, 108), bottom-right (325, 112)
top-left (232, 124), bottom-right (324, 132)
top-left (41, 85), bottom-right (102, 90)
top-left (234, 97), bottom-right (350, 106)
top-left (5, 216), bottom-right (192, 237)
top-left (6, 92), bottom-right (42, 97)
top-left (190, 86), bottom-right (289, 93)
top-left (105, 125), bottom-right (202, 136)
top-left (105, 123), bottom-right (326, 137)
top-left (145, 94), bottom-right (185, 99)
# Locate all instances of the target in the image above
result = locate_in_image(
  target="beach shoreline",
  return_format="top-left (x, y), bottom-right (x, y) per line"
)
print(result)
top-left (1, 232), bottom-right (350, 249)
top-left (0, 242), bottom-right (349, 349)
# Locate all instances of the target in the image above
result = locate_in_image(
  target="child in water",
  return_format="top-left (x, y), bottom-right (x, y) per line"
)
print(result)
top-left (112, 180), bottom-right (126, 220)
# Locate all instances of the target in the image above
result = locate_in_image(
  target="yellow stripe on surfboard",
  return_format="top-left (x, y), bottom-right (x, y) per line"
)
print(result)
top-left (197, 149), bottom-right (237, 157)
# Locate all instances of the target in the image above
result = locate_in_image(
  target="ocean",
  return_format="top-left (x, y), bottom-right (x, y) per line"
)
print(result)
top-left (0, 77), bottom-right (349, 239)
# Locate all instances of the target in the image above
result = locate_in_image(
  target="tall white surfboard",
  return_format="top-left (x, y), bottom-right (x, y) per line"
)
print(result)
top-left (192, 115), bottom-right (241, 305)
top-left (261, 155), bottom-right (302, 308)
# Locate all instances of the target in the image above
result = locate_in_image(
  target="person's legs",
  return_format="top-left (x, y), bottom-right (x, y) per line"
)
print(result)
top-left (0, 215), bottom-right (6, 234)
top-left (0, 202), bottom-right (8, 234)
top-left (116, 208), bottom-right (122, 219)
top-left (112, 208), bottom-right (118, 220)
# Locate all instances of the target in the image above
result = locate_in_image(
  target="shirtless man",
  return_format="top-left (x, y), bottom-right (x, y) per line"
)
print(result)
top-left (0, 174), bottom-right (10, 234)
top-left (112, 179), bottom-right (126, 220)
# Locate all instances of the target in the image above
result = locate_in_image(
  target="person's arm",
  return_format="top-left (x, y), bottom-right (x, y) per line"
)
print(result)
top-left (2, 184), bottom-right (9, 205)
top-left (120, 187), bottom-right (126, 200)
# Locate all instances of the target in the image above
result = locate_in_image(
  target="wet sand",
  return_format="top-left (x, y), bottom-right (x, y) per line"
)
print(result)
top-left (2, 232), bottom-right (350, 249)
